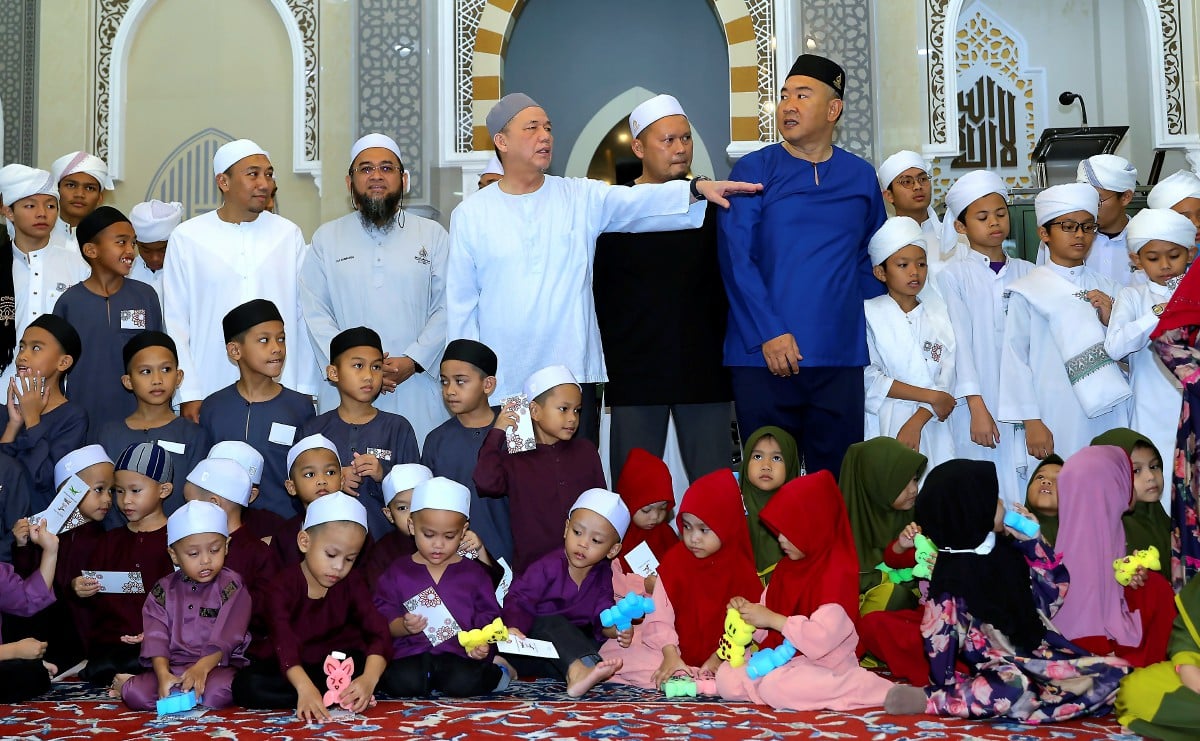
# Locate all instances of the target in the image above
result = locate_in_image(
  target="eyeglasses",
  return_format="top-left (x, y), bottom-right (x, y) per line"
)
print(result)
top-left (1048, 219), bottom-right (1100, 234)
top-left (893, 174), bottom-right (931, 189)
top-left (350, 164), bottom-right (400, 176)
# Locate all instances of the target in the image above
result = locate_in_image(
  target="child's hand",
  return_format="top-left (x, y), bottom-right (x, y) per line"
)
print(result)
top-left (28, 521), bottom-right (58, 553)
top-left (897, 522), bottom-right (921, 551)
top-left (342, 466), bottom-right (362, 493)
top-left (180, 662), bottom-right (213, 697)
top-left (616, 627), bottom-right (634, 649)
top-left (1125, 565), bottom-right (1149, 590)
top-left (968, 400), bottom-right (1000, 448)
top-left (651, 655), bottom-right (690, 687)
top-left (72, 575), bottom-right (101, 598)
top-left (460, 530), bottom-right (482, 555)
top-left (1024, 420), bottom-right (1054, 459)
top-left (10, 637), bottom-right (47, 660)
top-left (1002, 504), bottom-right (1039, 542)
top-left (157, 671), bottom-right (182, 699)
top-left (120, 633), bottom-right (144, 644)
top-left (495, 399), bottom-right (520, 430)
top-left (1179, 663), bottom-right (1200, 693)
top-left (295, 684), bottom-right (331, 724)
top-left (351, 453), bottom-right (384, 483)
top-left (402, 612), bottom-right (428, 636)
top-left (340, 674), bottom-right (377, 713)
top-left (505, 627), bottom-right (526, 640)
top-left (1087, 289), bottom-right (1115, 326)
top-left (643, 574), bottom-right (657, 594)
top-left (928, 391), bottom-right (956, 421)
top-left (737, 602), bottom-right (778, 631)
top-left (726, 596), bottom-right (749, 611)
top-left (896, 416), bottom-right (926, 451)
top-left (467, 644), bottom-right (490, 660)
top-left (11, 372), bottom-right (49, 425)
top-left (700, 652), bottom-right (723, 675)
top-left (4, 379), bottom-right (20, 431)
top-left (12, 518), bottom-right (31, 547)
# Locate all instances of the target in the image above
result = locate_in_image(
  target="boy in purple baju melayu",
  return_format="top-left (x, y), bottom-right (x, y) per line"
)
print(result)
top-left (115, 500), bottom-right (251, 710)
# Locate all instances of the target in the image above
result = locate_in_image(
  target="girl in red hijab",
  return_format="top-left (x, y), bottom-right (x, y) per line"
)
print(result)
top-left (612, 448), bottom-right (678, 596)
top-left (713, 471), bottom-right (893, 711)
top-left (600, 468), bottom-right (760, 691)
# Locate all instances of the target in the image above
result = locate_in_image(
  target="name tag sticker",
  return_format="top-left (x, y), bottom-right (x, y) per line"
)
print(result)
top-left (120, 309), bottom-right (147, 330)
top-left (268, 422), bottom-right (297, 446)
top-left (158, 440), bottom-right (185, 455)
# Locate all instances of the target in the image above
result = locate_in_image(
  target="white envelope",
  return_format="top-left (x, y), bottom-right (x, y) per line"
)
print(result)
top-left (81, 570), bottom-right (146, 594)
top-left (623, 541), bottom-right (659, 578)
top-left (29, 473), bottom-right (89, 534)
top-left (402, 586), bottom-right (461, 646)
top-left (496, 636), bottom-right (559, 659)
top-left (500, 394), bottom-right (537, 454)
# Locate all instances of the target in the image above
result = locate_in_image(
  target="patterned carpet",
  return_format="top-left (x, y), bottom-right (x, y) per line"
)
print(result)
top-left (1, 679), bottom-right (1141, 740)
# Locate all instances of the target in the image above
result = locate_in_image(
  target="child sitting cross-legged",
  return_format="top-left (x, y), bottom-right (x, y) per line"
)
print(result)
top-left (373, 477), bottom-right (511, 697)
top-left (502, 488), bottom-right (631, 697)
top-left (113, 501), bottom-right (251, 710)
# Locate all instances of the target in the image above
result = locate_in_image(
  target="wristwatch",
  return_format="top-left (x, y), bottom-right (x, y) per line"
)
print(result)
top-left (690, 175), bottom-right (711, 201)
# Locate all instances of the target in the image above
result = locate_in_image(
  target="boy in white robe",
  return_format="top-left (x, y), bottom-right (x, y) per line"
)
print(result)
top-left (128, 200), bottom-right (183, 306)
top-left (932, 171), bottom-right (1033, 505)
top-left (877, 151), bottom-right (943, 261)
top-left (48, 151), bottom-right (113, 251)
top-left (1077, 155), bottom-right (1139, 287)
top-left (1147, 170), bottom-right (1200, 251)
top-left (1104, 208), bottom-right (1195, 509)
top-left (999, 184), bottom-right (1130, 474)
top-left (864, 216), bottom-right (957, 472)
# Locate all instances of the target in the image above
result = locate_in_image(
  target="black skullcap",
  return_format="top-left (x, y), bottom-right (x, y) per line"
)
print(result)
top-left (786, 54), bottom-right (845, 98)
top-left (122, 330), bottom-right (178, 370)
top-left (222, 299), bottom-right (283, 342)
top-left (443, 339), bottom-right (497, 377)
top-left (75, 205), bottom-right (132, 251)
top-left (28, 314), bottom-right (82, 364)
top-left (330, 326), bottom-right (383, 362)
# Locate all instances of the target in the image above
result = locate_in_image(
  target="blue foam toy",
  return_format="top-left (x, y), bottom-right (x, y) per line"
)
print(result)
top-left (156, 689), bottom-right (197, 715)
top-left (745, 639), bottom-right (796, 680)
top-left (1004, 510), bottom-right (1040, 538)
top-left (600, 592), bottom-right (656, 632)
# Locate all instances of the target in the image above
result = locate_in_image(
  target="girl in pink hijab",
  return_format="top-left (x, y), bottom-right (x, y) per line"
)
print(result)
top-left (1054, 445), bottom-right (1176, 667)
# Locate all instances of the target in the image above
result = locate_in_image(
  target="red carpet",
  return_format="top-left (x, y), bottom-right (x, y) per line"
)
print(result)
top-left (2, 679), bottom-right (1141, 739)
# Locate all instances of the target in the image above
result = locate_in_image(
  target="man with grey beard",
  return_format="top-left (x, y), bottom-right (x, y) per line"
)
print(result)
top-left (300, 133), bottom-right (449, 446)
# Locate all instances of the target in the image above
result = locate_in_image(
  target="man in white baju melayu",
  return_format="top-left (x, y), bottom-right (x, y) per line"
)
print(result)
top-left (999, 183), bottom-right (1130, 477)
top-left (300, 133), bottom-right (449, 447)
top-left (446, 92), bottom-right (761, 443)
top-left (164, 139), bottom-right (319, 422)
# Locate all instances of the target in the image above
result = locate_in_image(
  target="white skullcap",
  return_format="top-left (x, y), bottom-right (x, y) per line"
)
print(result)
top-left (213, 139), bottom-right (270, 176)
top-left (1127, 208), bottom-right (1197, 252)
top-left (877, 150), bottom-right (929, 191)
top-left (1148, 170), bottom-right (1200, 210)
top-left (49, 151), bottom-right (114, 190)
top-left (524, 364), bottom-right (580, 402)
top-left (628, 94), bottom-right (687, 139)
top-left (1035, 182), bottom-right (1099, 225)
top-left (350, 133), bottom-right (403, 164)
top-left (187, 458), bottom-right (252, 507)
top-left (208, 441), bottom-right (264, 485)
top-left (167, 500), bottom-right (229, 545)
top-left (941, 170), bottom-right (1009, 261)
top-left (382, 463), bottom-right (433, 501)
top-left (0, 165), bottom-right (58, 207)
top-left (570, 488), bottom-right (630, 539)
top-left (286, 433), bottom-right (340, 474)
top-left (483, 153), bottom-right (504, 176)
top-left (302, 491), bottom-right (368, 531)
top-left (1077, 154), bottom-right (1137, 194)
top-left (486, 93), bottom-right (541, 138)
top-left (54, 444), bottom-right (112, 489)
top-left (411, 476), bottom-right (471, 518)
top-left (128, 200), bottom-right (183, 243)
top-left (869, 216), bottom-right (927, 266)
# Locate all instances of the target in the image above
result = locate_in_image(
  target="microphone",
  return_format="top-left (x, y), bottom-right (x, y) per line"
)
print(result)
top-left (1058, 91), bottom-right (1088, 126)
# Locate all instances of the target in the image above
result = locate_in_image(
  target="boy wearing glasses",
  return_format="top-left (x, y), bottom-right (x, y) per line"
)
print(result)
top-left (877, 151), bottom-right (945, 260)
top-left (930, 170), bottom-right (1033, 505)
top-left (1000, 183), bottom-right (1131, 474)
top-left (300, 133), bottom-right (449, 447)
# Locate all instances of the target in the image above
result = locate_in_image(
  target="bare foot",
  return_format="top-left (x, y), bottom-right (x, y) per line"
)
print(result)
top-left (884, 685), bottom-right (927, 715)
top-left (566, 658), bottom-right (621, 698)
top-left (108, 673), bottom-right (133, 699)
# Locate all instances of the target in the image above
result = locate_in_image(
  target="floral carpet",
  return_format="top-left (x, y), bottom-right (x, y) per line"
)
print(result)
top-left (0, 680), bottom-right (1141, 740)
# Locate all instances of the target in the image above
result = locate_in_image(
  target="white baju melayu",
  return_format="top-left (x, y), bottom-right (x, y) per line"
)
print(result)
top-left (1086, 228), bottom-right (1145, 288)
top-left (300, 211), bottom-right (450, 448)
top-left (999, 262), bottom-right (1130, 473)
top-left (11, 241), bottom-right (90, 339)
top-left (1105, 278), bottom-right (1181, 511)
top-left (163, 210), bottom-right (319, 404)
top-left (129, 256), bottom-right (164, 306)
top-left (446, 177), bottom-right (706, 398)
top-left (932, 251), bottom-right (1034, 505)
top-left (864, 294), bottom-right (957, 478)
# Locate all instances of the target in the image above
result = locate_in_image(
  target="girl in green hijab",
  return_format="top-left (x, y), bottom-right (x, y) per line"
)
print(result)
top-left (738, 426), bottom-right (800, 581)
top-left (1025, 455), bottom-right (1063, 546)
top-left (838, 437), bottom-right (927, 598)
top-left (1092, 428), bottom-right (1171, 572)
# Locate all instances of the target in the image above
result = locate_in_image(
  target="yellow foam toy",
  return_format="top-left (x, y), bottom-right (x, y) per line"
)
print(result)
top-left (1113, 546), bottom-right (1161, 586)
top-left (457, 617), bottom-right (510, 652)
top-left (717, 608), bottom-right (756, 667)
